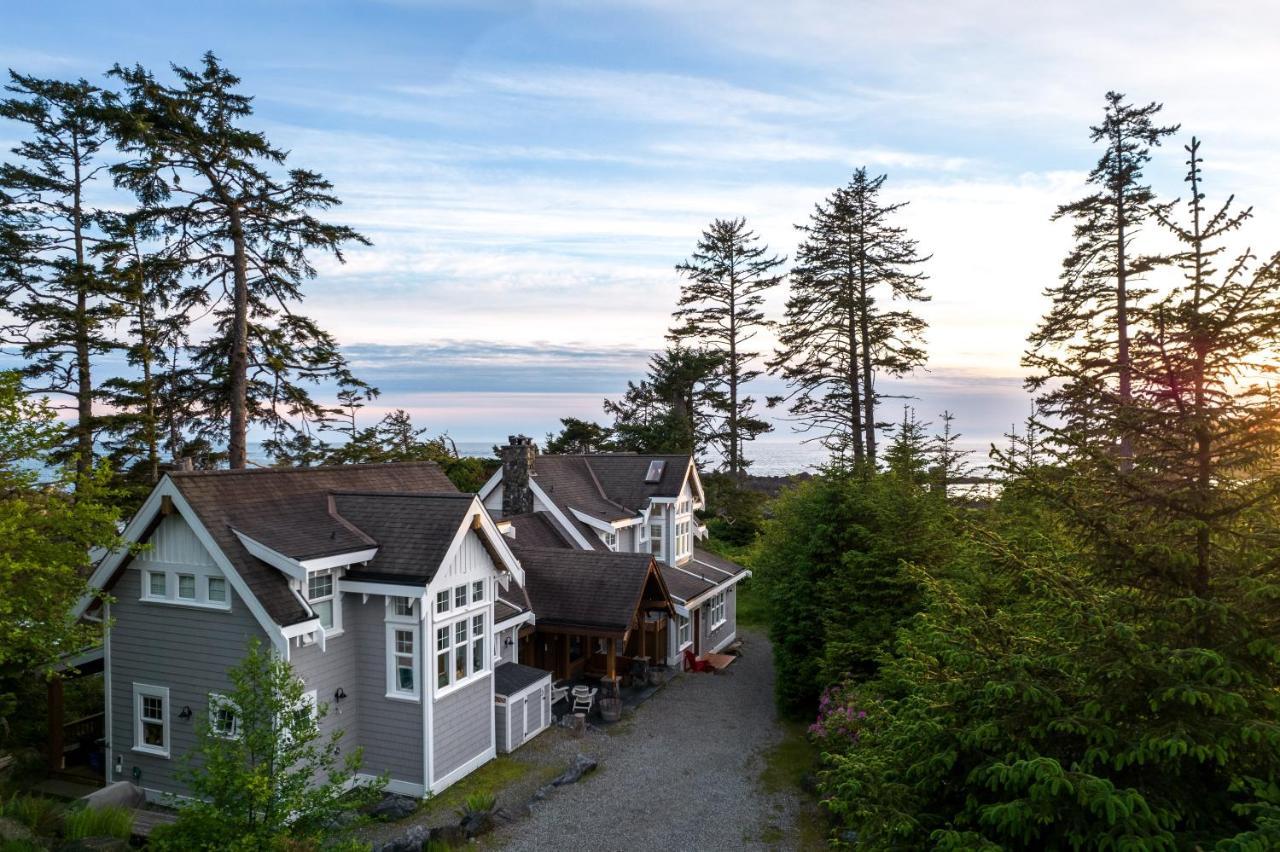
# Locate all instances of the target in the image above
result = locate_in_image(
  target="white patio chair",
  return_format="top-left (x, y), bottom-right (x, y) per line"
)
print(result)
top-left (571, 687), bottom-right (597, 716)
top-left (551, 681), bottom-right (570, 706)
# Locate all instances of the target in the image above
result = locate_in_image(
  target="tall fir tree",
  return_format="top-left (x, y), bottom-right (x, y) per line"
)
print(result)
top-left (0, 74), bottom-right (118, 488)
top-left (1027, 91), bottom-right (1178, 469)
top-left (669, 217), bottom-right (783, 478)
top-left (107, 54), bottom-right (370, 469)
top-left (605, 345), bottom-right (724, 458)
top-left (770, 168), bottom-right (930, 468)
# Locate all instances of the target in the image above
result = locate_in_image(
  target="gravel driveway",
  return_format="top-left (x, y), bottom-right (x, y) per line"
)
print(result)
top-left (483, 629), bottom-right (805, 851)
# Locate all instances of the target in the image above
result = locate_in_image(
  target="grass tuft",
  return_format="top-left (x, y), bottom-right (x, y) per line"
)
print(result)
top-left (61, 804), bottom-right (134, 840)
top-left (0, 794), bottom-right (62, 837)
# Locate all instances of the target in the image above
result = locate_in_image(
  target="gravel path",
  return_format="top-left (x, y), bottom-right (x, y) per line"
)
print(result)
top-left (482, 630), bottom-right (804, 851)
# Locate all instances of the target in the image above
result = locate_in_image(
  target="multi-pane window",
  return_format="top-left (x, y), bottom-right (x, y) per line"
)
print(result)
top-left (394, 597), bottom-right (414, 618)
top-left (472, 580), bottom-right (485, 602)
top-left (306, 570), bottom-right (335, 631)
top-left (649, 522), bottom-right (664, 561)
top-left (454, 585), bottom-right (467, 609)
top-left (707, 591), bottom-right (726, 628)
top-left (675, 521), bottom-right (692, 560)
top-left (599, 530), bottom-right (617, 551)
top-left (148, 571), bottom-right (166, 597)
top-left (177, 574), bottom-right (196, 600)
top-left (394, 629), bottom-right (416, 693)
top-left (471, 614), bottom-right (485, 674)
top-left (207, 577), bottom-right (227, 603)
top-left (436, 590), bottom-right (450, 614)
top-left (210, 694), bottom-right (239, 739)
top-left (133, 684), bottom-right (168, 757)
top-left (435, 614), bottom-right (488, 693)
top-left (678, 614), bottom-right (692, 647)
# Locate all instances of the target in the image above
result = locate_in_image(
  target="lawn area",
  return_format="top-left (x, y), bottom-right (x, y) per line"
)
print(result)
top-left (414, 754), bottom-right (548, 821)
top-left (735, 577), bottom-right (768, 631)
top-left (758, 719), bottom-right (828, 848)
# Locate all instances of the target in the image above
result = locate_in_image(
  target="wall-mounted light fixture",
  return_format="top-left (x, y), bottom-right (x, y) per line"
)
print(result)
top-left (334, 687), bottom-right (347, 703)
top-left (504, 637), bottom-right (514, 647)
top-left (178, 705), bottom-right (192, 721)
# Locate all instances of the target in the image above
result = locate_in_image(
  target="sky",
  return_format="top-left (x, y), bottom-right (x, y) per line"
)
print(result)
top-left (2, 1), bottom-right (1279, 460)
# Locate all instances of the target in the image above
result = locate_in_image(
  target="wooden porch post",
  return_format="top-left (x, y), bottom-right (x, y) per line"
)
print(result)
top-left (640, 619), bottom-right (647, 659)
top-left (47, 677), bottom-right (64, 771)
top-left (607, 640), bottom-right (616, 681)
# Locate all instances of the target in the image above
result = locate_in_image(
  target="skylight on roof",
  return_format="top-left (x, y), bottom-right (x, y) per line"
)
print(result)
top-left (644, 460), bottom-right (666, 483)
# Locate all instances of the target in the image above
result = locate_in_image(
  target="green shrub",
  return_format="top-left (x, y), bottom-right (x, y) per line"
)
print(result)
top-left (457, 791), bottom-right (495, 817)
top-left (61, 805), bottom-right (133, 840)
top-left (0, 794), bottom-right (61, 837)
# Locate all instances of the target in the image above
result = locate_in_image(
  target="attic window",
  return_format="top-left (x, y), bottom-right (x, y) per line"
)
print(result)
top-left (644, 460), bottom-right (666, 483)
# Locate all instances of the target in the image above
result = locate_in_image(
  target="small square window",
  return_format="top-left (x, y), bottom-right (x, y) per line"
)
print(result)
top-left (307, 571), bottom-right (332, 600)
top-left (207, 577), bottom-right (227, 603)
top-left (148, 572), bottom-right (166, 597)
top-left (454, 586), bottom-right (467, 608)
top-left (472, 580), bottom-right (484, 602)
top-left (436, 590), bottom-right (450, 613)
top-left (177, 574), bottom-right (196, 600)
top-left (394, 597), bottom-right (414, 617)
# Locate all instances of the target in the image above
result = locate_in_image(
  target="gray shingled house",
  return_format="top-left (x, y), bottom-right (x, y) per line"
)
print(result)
top-left (479, 438), bottom-right (750, 671)
top-left (75, 462), bottom-right (540, 800)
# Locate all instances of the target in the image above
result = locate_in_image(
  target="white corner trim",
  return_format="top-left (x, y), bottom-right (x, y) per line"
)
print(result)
top-left (430, 746), bottom-right (497, 794)
top-left (527, 481), bottom-right (595, 550)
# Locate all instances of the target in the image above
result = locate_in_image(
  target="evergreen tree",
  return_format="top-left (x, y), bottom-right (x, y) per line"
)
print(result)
top-left (544, 417), bottom-right (613, 454)
top-left (0, 74), bottom-right (117, 487)
top-left (882, 405), bottom-right (930, 485)
top-left (930, 409), bottom-right (973, 500)
top-left (770, 168), bottom-right (930, 468)
top-left (670, 217), bottom-right (783, 478)
top-left (605, 345), bottom-right (724, 458)
top-left (107, 54), bottom-right (370, 469)
top-left (1027, 91), bottom-right (1178, 468)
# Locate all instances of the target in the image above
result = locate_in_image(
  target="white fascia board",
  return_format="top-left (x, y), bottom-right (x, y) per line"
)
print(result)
top-left (340, 579), bottom-right (427, 598)
top-left (690, 555), bottom-right (741, 580)
top-left (75, 476), bottom-right (173, 618)
top-left (234, 530), bottom-right (308, 582)
top-left (527, 481), bottom-right (594, 550)
top-left (494, 609), bottom-right (535, 632)
top-left (477, 468), bottom-right (503, 501)
top-left (163, 484), bottom-right (289, 653)
top-left (301, 548), bottom-right (379, 572)
top-left (684, 570), bottom-right (751, 611)
top-left (569, 507), bottom-right (626, 534)
top-left (471, 499), bottom-right (525, 586)
top-left (281, 618), bottom-right (324, 639)
top-left (686, 460), bottom-right (706, 507)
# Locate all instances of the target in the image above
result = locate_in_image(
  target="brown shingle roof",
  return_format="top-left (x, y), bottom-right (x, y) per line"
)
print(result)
top-left (496, 576), bottom-right (533, 624)
top-left (658, 563), bottom-right (717, 603)
top-left (502, 512), bottom-right (574, 549)
top-left (169, 462), bottom-right (457, 625)
top-left (331, 492), bottom-right (474, 584)
top-left (527, 454), bottom-right (693, 530)
top-left (513, 545), bottom-right (668, 635)
top-left (530, 456), bottom-right (634, 523)
top-left (690, 547), bottom-right (749, 580)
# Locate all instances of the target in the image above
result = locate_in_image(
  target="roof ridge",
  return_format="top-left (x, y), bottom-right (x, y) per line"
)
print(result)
top-left (169, 460), bottom-right (445, 478)
top-left (325, 494), bottom-right (380, 547)
top-left (330, 490), bottom-right (472, 499)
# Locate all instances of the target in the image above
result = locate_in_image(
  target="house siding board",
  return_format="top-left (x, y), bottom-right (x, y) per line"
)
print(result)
top-left (349, 595), bottom-right (424, 784)
top-left (701, 584), bottom-right (737, 652)
top-left (289, 630), bottom-right (361, 767)
top-left (494, 701), bottom-right (509, 753)
top-left (432, 675), bottom-right (492, 782)
top-left (109, 566), bottom-right (267, 798)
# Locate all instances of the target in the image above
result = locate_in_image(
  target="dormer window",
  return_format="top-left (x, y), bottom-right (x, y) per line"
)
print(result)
top-left (306, 569), bottom-right (339, 634)
top-left (598, 529), bottom-right (618, 551)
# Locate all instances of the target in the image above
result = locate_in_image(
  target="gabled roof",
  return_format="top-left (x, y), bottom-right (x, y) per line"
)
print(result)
top-left (689, 547), bottom-right (750, 581)
top-left (513, 545), bottom-right (672, 635)
top-left (166, 462), bottom-right (457, 625)
top-left (531, 456), bottom-right (635, 523)
top-left (501, 512), bottom-right (574, 549)
top-left (657, 564), bottom-right (718, 604)
top-left (495, 575), bottom-right (533, 625)
top-left (330, 492), bottom-right (475, 584)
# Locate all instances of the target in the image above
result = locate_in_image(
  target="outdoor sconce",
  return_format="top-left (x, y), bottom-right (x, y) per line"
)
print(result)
top-left (334, 687), bottom-right (347, 703)
top-left (178, 705), bottom-right (193, 721)
top-left (504, 637), bottom-right (514, 647)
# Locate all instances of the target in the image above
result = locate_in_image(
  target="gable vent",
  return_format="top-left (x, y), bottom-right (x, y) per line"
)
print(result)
top-left (644, 460), bottom-right (665, 483)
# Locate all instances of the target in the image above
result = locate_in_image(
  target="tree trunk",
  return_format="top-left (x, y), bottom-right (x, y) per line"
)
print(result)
top-left (727, 246), bottom-right (739, 480)
top-left (1114, 132), bottom-right (1134, 472)
top-left (857, 197), bottom-right (876, 467)
top-left (845, 237), bottom-right (865, 467)
top-left (228, 204), bottom-right (250, 469)
top-left (71, 136), bottom-right (93, 490)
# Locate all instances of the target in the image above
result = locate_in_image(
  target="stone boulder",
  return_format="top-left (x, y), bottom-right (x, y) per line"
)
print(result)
top-left (551, 753), bottom-right (598, 787)
top-left (79, 781), bottom-right (144, 812)
top-left (370, 793), bottom-right (418, 822)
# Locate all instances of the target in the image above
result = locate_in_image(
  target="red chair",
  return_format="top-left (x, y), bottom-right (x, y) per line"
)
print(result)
top-left (683, 648), bottom-right (712, 673)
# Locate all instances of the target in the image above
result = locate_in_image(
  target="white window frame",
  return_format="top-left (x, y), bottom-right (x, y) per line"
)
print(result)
top-left (436, 589), bottom-right (450, 614)
top-left (648, 521), bottom-right (665, 563)
top-left (386, 623), bottom-right (421, 702)
top-left (454, 584), bottom-right (468, 609)
top-left (207, 576), bottom-right (227, 604)
top-left (471, 580), bottom-right (485, 603)
top-left (306, 569), bottom-right (341, 635)
top-left (677, 614), bottom-right (692, 649)
top-left (139, 565), bottom-right (231, 611)
top-left (598, 529), bottom-right (618, 551)
top-left (707, 591), bottom-right (726, 631)
top-left (434, 611), bottom-right (489, 698)
top-left (675, 520), bottom-right (692, 561)
top-left (209, 693), bottom-right (240, 740)
top-left (133, 683), bottom-right (169, 758)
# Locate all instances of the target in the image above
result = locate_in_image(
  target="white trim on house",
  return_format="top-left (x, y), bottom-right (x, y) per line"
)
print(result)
top-left (683, 569), bottom-right (751, 611)
top-left (339, 579), bottom-right (426, 598)
top-left (132, 683), bottom-right (170, 758)
top-left (301, 548), bottom-right (378, 572)
top-left (527, 481), bottom-right (595, 550)
top-left (355, 774), bottom-right (426, 799)
top-left (385, 599), bottom-right (422, 702)
top-left (494, 609), bottom-right (535, 633)
top-left (233, 530), bottom-right (308, 582)
top-left (429, 744), bottom-right (498, 795)
top-left (103, 600), bottom-right (113, 786)
top-left (569, 507), bottom-right (633, 535)
top-left (78, 478), bottom-right (290, 653)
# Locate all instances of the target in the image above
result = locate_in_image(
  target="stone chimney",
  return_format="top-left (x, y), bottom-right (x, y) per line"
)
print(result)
top-left (501, 435), bottom-right (536, 517)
